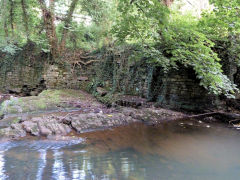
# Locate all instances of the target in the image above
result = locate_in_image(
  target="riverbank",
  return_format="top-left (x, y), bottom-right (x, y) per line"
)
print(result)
top-left (0, 89), bottom-right (186, 140)
top-left (1, 89), bottom-right (240, 141)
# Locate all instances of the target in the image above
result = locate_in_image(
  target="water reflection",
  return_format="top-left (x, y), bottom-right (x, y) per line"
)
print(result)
top-left (0, 151), bottom-right (7, 180)
top-left (52, 150), bottom-right (67, 180)
top-left (0, 120), bottom-right (239, 180)
top-left (36, 150), bottom-right (46, 180)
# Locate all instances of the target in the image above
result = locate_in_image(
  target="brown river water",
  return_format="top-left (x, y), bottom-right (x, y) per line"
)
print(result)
top-left (0, 119), bottom-right (240, 180)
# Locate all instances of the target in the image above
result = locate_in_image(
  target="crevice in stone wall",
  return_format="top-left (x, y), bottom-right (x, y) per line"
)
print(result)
top-left (8, 79), bottom-right (46, 96)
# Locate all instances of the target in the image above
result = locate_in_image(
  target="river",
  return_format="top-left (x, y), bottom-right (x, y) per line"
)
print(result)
top-left (0, 119), bottom-right (239, 180)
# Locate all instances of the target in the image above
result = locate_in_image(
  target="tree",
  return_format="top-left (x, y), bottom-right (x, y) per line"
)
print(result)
top-left (21, 0), bottom-right (30, 40)
top-left (38, 0), bottom-right (59, 59)
top-left (1, 0), bottom-right (9, 38)
top-left (113, 0), bottom-right (238, 97)
top-left (199, 0), bottom-right (240, 83)
top-left (163, 0), bottom-right (174, 7)
top-left (59, 0), bottom-right (79, 52)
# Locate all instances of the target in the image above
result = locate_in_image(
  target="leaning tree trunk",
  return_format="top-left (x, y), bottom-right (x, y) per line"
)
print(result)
top-left (59, 0), bottom-right (79, 53)
top-left (38, 0), bottom-right (59, 60)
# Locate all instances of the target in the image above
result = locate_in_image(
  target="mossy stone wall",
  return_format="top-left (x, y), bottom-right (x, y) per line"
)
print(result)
top-left (95, 49), bottom-right (221, 111)
top-left (0, 43), bottom-right (46, 95)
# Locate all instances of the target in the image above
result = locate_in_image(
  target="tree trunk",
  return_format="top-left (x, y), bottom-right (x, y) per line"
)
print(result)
top-left (59, 0), bottom-right (79, 52)
top-left (4, 22), bottom-right (8, 38)
top-left (21, 0), bottom-right (30, 40)
top-left (38, 0), bottom-right (59, 60)
top-left (163, 0), bottom-right (174, 7)
top-left (1, 0), bottom-right (9, 38)
top-left (9, 0), bottom-right (14, 37)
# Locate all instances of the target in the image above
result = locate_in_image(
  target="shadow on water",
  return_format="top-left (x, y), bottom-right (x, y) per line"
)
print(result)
top-left (0, 119), bottom-right (240, 180)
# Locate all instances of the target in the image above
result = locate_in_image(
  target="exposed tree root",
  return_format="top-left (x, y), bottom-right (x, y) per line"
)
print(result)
top-left (72, 59), bottom-right (100, 66)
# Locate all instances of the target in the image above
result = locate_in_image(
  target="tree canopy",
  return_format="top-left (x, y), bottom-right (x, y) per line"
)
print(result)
top-left (0, 0), bottom-right (240, 97)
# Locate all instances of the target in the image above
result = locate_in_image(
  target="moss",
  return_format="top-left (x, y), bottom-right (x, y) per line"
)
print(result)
top-left (0, 42), bottom-right (45, 93)
top-left (0, 97), bottom-right (22, 115)
top-left (79, 81), bottom-right (90, 92)
top-left (9, 117), bottom-right (21, 125)
top-left (39, 89), bottom-right (85, 100)
top-left (36, 99), bottom-right (47, 110)
top-left (39, 89), bottom-right (61, 102)
top-left (0, 89), bottom-right (87, 115)
top-left (91, 45), bottom-right (150, 98)
top-left (0, 129), bottom-right (3, 136)
top-left (96, 93), bottom-right (119, 107)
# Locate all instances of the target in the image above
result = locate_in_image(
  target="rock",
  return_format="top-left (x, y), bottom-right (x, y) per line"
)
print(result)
top-left (22, 121), bottom-right (39, 136)
top-left (39, 126), bottom-right (52, 137)
top-left (0, 89), bottom-right (186, 140)
top-left (0, 89), bottom-right (104, 116)
top-left (116, 95), bottom-right (147, 108)
top-left (19, 116), bottom-right (28, 123)
top-left (21, 116), bottom-right (72, 137)
top-left (37, 117), bottom-right (72, 136)
top-left (78, 76), bottom-right (89, 81)
top-left (70, 112), bottom-right (136, 133)
top-left (97, 87), bottom-right (107, 96)
top-left (0, 125), bottom-right (26, 138)
top-left (0, 114), bottom-right (4, 120)
top-left (31, 117), bottom-right (44, 122)
top-left (8, 88), bottom-right (22, 94)
top-left (30, 91), bottom-right (39, 96)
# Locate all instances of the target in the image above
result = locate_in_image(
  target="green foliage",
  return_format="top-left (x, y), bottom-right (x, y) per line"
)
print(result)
top-left (87, 78), bottom-right (105, 95)
top-left (113, 0), bottom-right (169, 43)
top-left (0, 0), bottom-right (240, 98)
top-left (113, 0), bottom-right (239, 98)
top-left (80, 0), bottom-right (111, 24)
top-left (210, 0), bottom-right (240, 34)
top-left (0, 43), bottom-right (22, 55)
top-left (96, 93), bottom-right (117, 107)
top-left (200, 0), bottom-right (240, 66)
top-left (0, 0), bottom-right (114, 52)
top-left (0, 0), bottom-right (42, 44)
top-left (58, 22), bottom-right (109, 50)
top-left (161, 15), bottom-right (238, 97)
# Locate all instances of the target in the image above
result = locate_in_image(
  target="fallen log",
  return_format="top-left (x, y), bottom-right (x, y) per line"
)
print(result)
top-left (185, 111), bottom-right (240, 123)
top-left (187, 112), bottom-right (219, 119)
top-left (229, 119), bottom-right (240, 125)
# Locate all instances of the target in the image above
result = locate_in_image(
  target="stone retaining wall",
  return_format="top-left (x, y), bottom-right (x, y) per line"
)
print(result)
top-left (152, 68), bottom-right (219, 111)
top-left (0, 48), bottom-right (225, 111)
top-left (0, 44), bottom-right (46, 95)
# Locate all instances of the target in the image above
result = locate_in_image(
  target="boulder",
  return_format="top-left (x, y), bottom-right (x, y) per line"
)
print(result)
top-left (97, 87), bottom-right (107, 96)
top-left (78, 76), bottom-right (89, 81)
top-left (22, 121), bottom-right (39, 136)
top-left (8, 88), bottom-right (22, 94)
top-left (0, 125), bottom-right (26, 138)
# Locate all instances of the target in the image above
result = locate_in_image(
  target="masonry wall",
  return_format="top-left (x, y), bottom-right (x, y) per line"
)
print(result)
top-left (0, 48), bottom-right (93, 95)
top-left (96, 53), bottom-right (221, 111)
top-left (43, 64), bottom-right (91, 90)
top-left (150, 67), bottom-right (219, 111)
top-left (0, 47), bottom-right (224, 111)
top-left (0, 43), bottom-right (46, 95)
